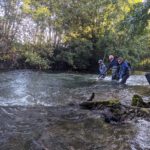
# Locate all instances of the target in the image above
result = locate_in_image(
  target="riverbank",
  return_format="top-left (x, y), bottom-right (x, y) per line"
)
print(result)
top-left (0, 61), bottom-right (150, 73)
top-left (0, 67), bottom-right (149, 76)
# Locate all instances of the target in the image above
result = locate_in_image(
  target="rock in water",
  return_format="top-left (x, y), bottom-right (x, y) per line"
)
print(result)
top-left (102, 108), bottom-right (121, 123)
top-left (145, 73), bottom-right (150, 84)
top-left (87, 92), bottom-right (95, 101)
top-left (131, 94), bottom-right (150, 108)
top-left (80, 98), bottom-right (150, 123)
top-left (131, 94), bottom-right (145, 107)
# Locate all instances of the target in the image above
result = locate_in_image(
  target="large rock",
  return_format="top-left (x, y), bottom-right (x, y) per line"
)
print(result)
top-left (132, 94), bottom-right (150, 108)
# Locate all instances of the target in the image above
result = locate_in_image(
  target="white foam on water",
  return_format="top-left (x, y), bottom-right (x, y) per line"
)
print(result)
top-left (132, 119), bottom-right (150, 149)
top-left (90, 75), bottom-right (149, 86)
top-left (0, 95), bottom-right (53, 107)
top-left (0, 72), bottom-right (149, 106)
top-left (127, 75), bottom-right (149, 86)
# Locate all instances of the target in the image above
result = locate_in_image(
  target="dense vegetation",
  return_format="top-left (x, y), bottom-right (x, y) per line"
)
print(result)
top-left (0, 0), bottom-right (150, 71)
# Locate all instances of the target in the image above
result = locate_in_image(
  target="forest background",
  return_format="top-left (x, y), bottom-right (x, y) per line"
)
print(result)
top-left (0, 0), bottom-right (149, 71)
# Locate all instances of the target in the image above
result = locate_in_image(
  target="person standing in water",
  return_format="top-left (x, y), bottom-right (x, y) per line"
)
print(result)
top-left (106, 55), bottom-right (119, 80)
top-left (117, 57), bottom-right (130, 84)
top-left (98, 59), bottom-right (107, 79)
top-left (145, 73), bottom-right (150, 84)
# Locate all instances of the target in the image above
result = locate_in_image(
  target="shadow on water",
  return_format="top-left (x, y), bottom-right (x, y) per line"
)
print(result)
top-left (0, 70), bottom-right (149, 150)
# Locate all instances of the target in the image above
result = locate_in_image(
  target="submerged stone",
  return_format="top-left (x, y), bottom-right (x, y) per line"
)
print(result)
top-left (131, 94), bottom-right (150, 108)
top-left (131, 95), bottom-right (144, 107)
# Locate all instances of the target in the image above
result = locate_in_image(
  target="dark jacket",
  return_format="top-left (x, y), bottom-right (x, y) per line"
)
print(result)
top-left (145, 73), bottom-right (150, 84)
top-left (107, 58), bottom-right (119, 70)
top-left (119, 61), bottom-right (130, 79)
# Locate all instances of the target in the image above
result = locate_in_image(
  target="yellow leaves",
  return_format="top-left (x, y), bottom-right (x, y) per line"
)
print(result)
top-left (69, 32), bottom-right (80, 38)
top-left (24, 0), bottom-right (31, 4)
top-left (84, 26), bottom-right (92, 34)
top-left (118, 0), bottom-right (142, 15)
top-left (140, 58), bottom-right (150, 66)
top-left (122, 5), bottom-right (131, 12)
top-left (128, 0), bottom-right (142, 4)
top-left (34, 7), bottom-right (50, 17)
top-left (23, 0), bottom-right (31, 13)
top-left (118, 2), bottom-right (131, 14)
top-left (63, 32), bottom-right (79, 42)
top-left (0, 55), bottom-right (11, 61)
top-left (63, 32), bottom-right (79, 43)
top-left (22, 0), bottom-right (50, 18)
top-left (23, 0), bottom-right (31, 6)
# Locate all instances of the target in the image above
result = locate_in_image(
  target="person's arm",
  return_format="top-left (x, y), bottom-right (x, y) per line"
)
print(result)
top-left (106, 62), bottom-right (112, 71)
top-left (103, 62), bottom-right (112, 74)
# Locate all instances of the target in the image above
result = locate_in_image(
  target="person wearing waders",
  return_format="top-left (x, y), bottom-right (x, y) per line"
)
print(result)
top-left (106, 55), bottom-right (119, 80)
top-left (145, 73), bottom-right (150, 84)
top-left (118, 57), bottom-right (130, 84)
top-left (98, 59), bottom-right (107, 79)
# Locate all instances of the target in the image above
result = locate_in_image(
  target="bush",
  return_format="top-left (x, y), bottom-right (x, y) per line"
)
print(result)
top-left (23, 51), bottom-right (49, 69)
top-left (139, 58), bottom-right (150, 70)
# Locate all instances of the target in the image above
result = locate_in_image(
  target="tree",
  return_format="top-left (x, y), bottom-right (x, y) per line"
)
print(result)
top-left (0, 0), bottom-right (23, 67)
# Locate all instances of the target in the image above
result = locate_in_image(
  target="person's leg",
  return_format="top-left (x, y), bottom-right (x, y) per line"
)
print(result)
top-left (112, 69), bottom-right (119, 80)
top-left (120, 74), bottom-right (129, 84)
top-left (145, 73), bottom-right (150, 84)
top-left (112, 69), bottom-right (117, 80)
top-left (115, 71), bottom-right (119, 81)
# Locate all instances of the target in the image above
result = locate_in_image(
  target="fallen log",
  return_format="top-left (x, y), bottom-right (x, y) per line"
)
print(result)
top-left (80, 99), bottom-right (120, 109)
top-left (79, 95), bottom-right (150, 123)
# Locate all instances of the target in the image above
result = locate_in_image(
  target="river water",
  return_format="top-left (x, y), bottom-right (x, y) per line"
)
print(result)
top-left (0, 70), bottom-right (149, 150)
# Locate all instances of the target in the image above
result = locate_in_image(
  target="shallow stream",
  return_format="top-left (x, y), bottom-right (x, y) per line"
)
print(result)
top-left (0, 70), bottom-right (149, 150)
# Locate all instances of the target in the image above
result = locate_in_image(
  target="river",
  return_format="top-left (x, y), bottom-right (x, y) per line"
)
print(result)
top-left (0, 70), bottom-right (149, 150)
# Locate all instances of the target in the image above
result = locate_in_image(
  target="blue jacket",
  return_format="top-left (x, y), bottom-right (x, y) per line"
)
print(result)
top-left (107, 59), bottom-right (119, 70)
top-left (99, 63), bottom-right (107, 75)
top-left (119, 61), bottom-right (130, 79)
